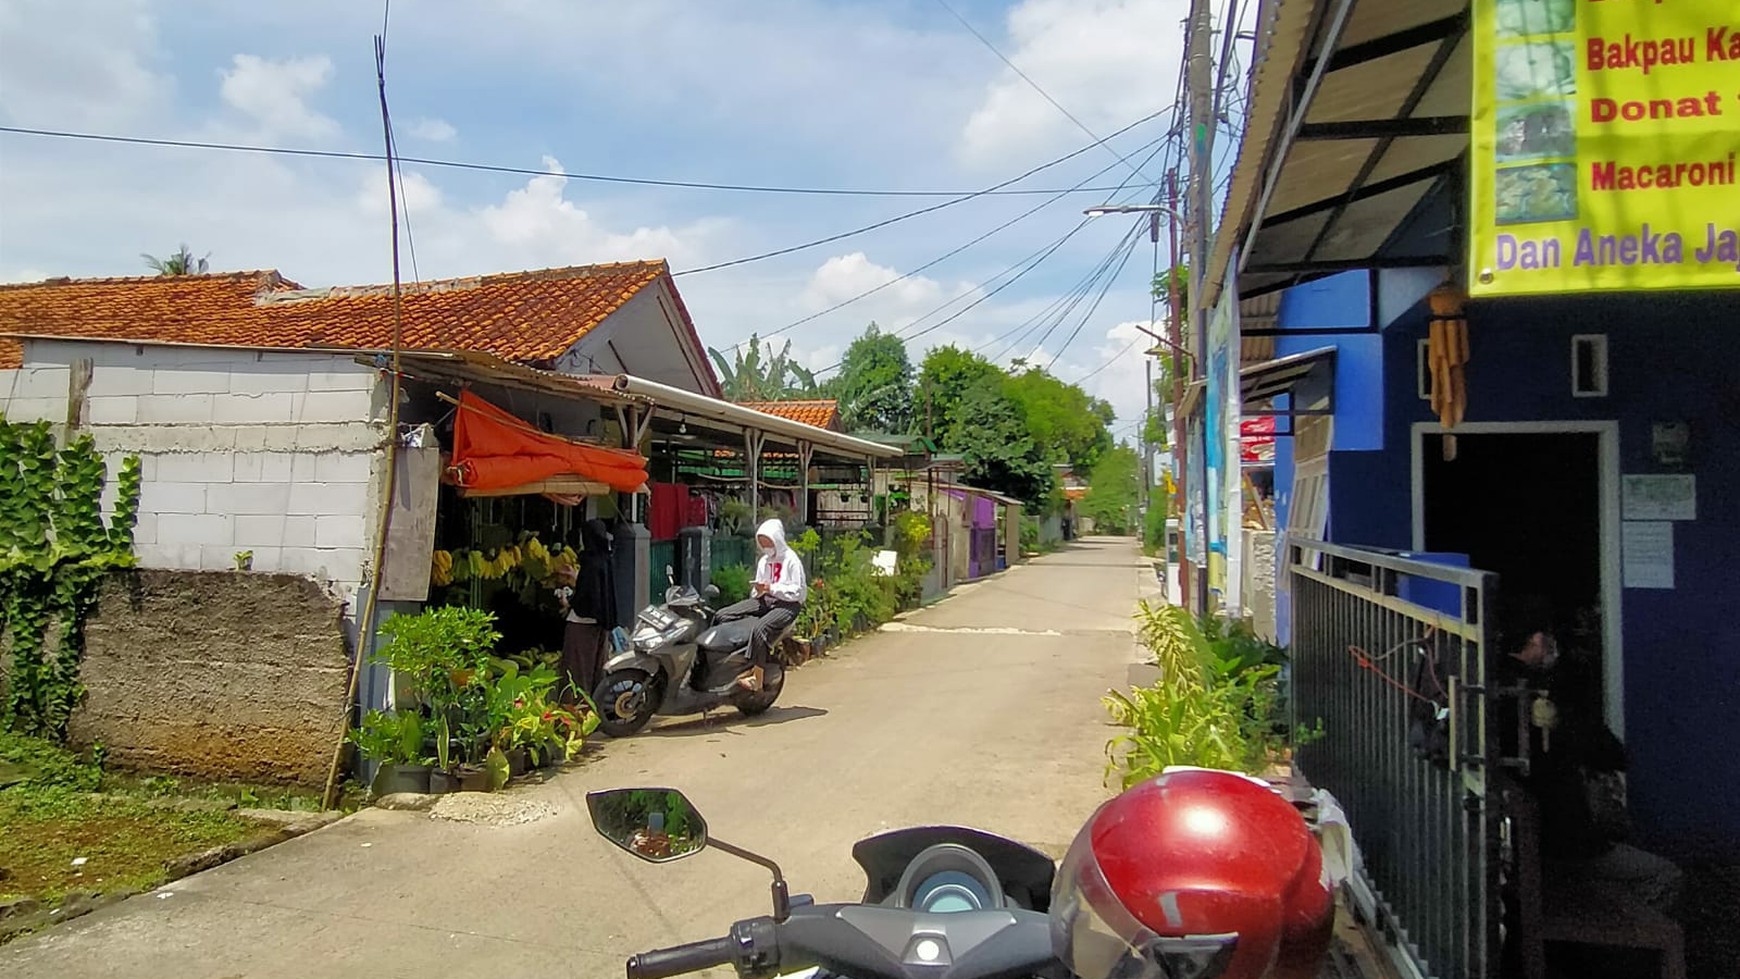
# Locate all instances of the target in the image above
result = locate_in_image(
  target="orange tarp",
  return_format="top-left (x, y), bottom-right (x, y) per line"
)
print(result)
top-left (448, 390), bottom-right (648, 494)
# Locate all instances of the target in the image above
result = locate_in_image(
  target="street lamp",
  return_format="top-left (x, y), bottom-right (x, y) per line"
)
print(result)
top-left (1083, 196), bottom-right (1190, 536)
top-left (1083, 203), bottom-right (1186, 220)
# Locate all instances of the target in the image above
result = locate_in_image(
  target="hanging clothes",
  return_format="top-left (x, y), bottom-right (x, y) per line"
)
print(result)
top-left (649, 483), bottom-right (685, 540)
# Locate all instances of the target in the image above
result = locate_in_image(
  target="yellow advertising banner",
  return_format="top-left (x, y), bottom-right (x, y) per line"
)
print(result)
top-left (1469, 0), bottom-right (1740, 296)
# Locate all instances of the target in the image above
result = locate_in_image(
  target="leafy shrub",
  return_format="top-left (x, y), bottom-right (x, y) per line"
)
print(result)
top-left (0, 732), bottom-right (102, 791)
top-left (711, 564), bottom-right (753, 604)
top-left (375, 606), bottom-right (500, 706)
top-left (1143, 494), bottom-right (1168, 556)
top-left (1019, 516), bottom-right (1040, 554)
top-left (889, 510), bottom-right (931, 561)
top-left (347, 710), bottom-right (428, 766)
top-left (1103, 602), bottom-right (1300, 787)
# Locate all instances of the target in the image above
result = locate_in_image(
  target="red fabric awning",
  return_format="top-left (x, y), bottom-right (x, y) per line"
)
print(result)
top-left (448, 390), bottom-right (647, 493)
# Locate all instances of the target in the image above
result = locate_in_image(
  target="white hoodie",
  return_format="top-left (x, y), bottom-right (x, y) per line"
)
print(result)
top-left (753, 518), bottom-right (807, 604)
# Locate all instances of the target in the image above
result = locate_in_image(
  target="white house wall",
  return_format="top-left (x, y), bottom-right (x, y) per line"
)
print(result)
top-left (2, 341), bottom-right (384, 613)
top-left (553, 285), bottom-right (711, 392)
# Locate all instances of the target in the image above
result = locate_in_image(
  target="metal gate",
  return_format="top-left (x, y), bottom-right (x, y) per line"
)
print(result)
top-left (1286, 538), bottom-right (1501, 979)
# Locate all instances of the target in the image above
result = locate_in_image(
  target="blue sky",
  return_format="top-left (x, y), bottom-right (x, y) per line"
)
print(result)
top-left (0, 0), bottom-right (1205, 434)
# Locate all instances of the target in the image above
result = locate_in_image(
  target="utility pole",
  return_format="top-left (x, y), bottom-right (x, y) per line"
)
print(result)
top-left (1183, 0), bottom-right (1215, 614)
top-left (1165, 172), bottom-right (1186, 520)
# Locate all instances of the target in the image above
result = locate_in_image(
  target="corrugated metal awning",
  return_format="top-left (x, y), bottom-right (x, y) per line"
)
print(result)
top-left (1207, 0), bottom-right (1469, 304)
top-left (1182, 346), bottom-right (1337, 416)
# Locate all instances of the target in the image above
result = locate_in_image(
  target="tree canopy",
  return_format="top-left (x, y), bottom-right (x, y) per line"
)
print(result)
top-left (945, 378), bottom-right (1055, 505)
top-left (142, 244), bottom-right (209, 276)
top-left (1003, 367), bottom-right (1115, 471)
top-left (915, 345), bottom-right (1004, 444)
top-left (1078, 444), bottom-right (1141, 535)
top-left (831, 323), bottom-right (913, 434)
top-left (909, 345), bottom-right (1115, 508)
top-left (707, 335), bottom-right (820, 401)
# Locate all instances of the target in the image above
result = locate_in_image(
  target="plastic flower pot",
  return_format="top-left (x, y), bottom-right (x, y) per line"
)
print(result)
top-left (454, 766), bottom-right (491, 793)
top-left (426, 770), bottom-right (458, 795)
top-left (506, 747), bottom-right (530, 777)
top-left (369, 763), bottom-right (431, 798)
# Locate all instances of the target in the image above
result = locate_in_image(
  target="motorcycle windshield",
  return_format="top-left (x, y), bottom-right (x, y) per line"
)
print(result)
top-left (1050, 827), bottom-right (1238, 979)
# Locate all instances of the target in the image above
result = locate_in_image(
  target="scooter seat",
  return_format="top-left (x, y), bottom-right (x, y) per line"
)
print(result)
top-left (697, 619), bottom-right (756, 652)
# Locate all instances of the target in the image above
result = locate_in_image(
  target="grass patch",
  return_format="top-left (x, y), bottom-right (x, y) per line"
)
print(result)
top-left (0, 786), bottom-right (263, 905)
top-left (0, 733), bottom-right (315, 921)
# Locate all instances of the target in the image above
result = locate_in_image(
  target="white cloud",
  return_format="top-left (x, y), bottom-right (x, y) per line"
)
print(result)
top-left (0, 0), bottom-right (171, 129)
top-left (801, 253), bottom-right (947, 311)
top-left (355, 170), bottom-right (445, 218)
top-left (957, 0), bottom-right (1189, 168)
top-left (1072, 319), bottom-right (1157, 433)
top-left (475, 156), bottom-right (713, 267)
top-left (406, 117), bottom-right (457, 142)
top-left (218, 54), bottom-right (337, 139)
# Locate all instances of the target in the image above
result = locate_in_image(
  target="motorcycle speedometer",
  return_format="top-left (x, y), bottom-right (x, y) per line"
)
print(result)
top-left (913, 870), bottom-right (994, 913)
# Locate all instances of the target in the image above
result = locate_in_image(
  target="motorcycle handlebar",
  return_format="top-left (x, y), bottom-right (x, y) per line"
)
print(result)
top-left (625, 935), bottom-right (737, 979)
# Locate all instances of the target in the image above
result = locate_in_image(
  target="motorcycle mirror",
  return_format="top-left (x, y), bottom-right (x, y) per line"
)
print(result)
top-left (703, 584), bottom-right (721, 600)
top-left (586, 788), bottom-right (709, 864)
top-left (587, 786), bottom-right (794, 921)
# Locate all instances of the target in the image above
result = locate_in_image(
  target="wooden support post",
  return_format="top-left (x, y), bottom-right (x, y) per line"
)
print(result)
top-left (745, 429), bottom-right (765, 521)
top-left (797, 441), bottom-right (814, 526)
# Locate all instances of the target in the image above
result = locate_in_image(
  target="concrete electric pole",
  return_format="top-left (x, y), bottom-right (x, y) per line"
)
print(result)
top-left (1183, 0), bottom-right (1215, 613)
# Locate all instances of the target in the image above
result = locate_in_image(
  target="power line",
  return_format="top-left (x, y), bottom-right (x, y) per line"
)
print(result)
top-left (0, 125), bottom-right (1144, 199)
top-left (892, 220), bottom-right (1091, 343)
top-left (1071, 336), bottom-right (1143, 384)
top-left (722, 116), bottom-right (1177, 353)
top-left (672, 108), bottom-right (1166, 277)
top-left (989, 221), bottom-right (1141, 363)
top-left (811, 218), bottom-right (1089, 378)
top-left (932, 0), bottom-right (1152, 185)
top-left (1044, 227), bottom-right (1141, 371)
top-left (980, 134), bottom-right (1174, 363)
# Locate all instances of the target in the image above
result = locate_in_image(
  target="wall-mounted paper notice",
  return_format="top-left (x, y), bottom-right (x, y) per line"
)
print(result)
top-left (1621, 475), bottom-right (1695, 521)
top-left (1621, 521), bottom-right (1674, 590)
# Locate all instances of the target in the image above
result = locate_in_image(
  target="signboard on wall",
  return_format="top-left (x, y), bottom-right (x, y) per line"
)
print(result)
top-left (1185, 417), bottom-right (1207, 566)
top-left (1204, 285), bottom-right (1242, 608)
top-left (1469, 0), bottom-right (1740, 296)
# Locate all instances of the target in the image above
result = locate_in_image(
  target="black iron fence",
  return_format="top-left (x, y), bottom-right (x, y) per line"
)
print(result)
top-left (1286, 538), bottom-right (1501, 979)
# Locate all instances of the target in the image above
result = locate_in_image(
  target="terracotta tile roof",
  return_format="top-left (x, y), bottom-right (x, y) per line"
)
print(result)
top-left (0, 340), bottom-right (21, 370)
top-left (0, 261), bottom-right (674, 366)
top-left (737, 399), bottom-right (840, 430)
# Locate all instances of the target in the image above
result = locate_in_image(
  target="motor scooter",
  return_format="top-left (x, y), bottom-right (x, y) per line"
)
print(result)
top-left (587, 768), bottom-right (1335, 979)
top-left (592, 566), bottom-right (788, 737)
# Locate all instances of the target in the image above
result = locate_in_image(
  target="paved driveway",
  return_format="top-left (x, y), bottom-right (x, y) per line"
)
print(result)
top-left (2, 537), bottom-right (1156, 978)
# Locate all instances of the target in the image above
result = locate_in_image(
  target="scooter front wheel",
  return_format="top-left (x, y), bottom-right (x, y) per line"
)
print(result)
top-left (595, 668), bottom-right (660, 737)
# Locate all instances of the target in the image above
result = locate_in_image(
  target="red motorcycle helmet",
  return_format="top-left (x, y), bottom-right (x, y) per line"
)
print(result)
top-left (1051, 769), bottom-right (1333, 979)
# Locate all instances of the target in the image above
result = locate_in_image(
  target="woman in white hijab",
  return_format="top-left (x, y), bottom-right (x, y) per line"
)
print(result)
top-left (713, 518), bottom-right (807, 691)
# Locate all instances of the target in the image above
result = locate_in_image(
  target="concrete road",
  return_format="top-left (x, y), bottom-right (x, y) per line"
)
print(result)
top-left (3, 537), bottom-right (1159, 979)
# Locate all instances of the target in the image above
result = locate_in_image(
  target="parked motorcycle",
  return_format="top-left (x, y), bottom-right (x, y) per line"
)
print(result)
top-left (592, 567), bottom-right (788, 737)
top-left (587, 767), bottom-right (1335, 979)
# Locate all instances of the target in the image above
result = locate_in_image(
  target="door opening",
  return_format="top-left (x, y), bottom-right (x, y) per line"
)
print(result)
top-left (1421, 432), bottom-right (1605, 706)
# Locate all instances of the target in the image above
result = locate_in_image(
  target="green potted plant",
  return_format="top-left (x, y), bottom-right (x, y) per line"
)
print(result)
top-left (374, 607), bottom-right (500, 790)
top-left (349, 710), bottom-right (432, 797)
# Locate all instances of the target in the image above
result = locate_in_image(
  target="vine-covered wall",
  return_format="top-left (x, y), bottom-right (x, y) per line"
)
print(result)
top-left (0, 419), bottom-right (142, 740)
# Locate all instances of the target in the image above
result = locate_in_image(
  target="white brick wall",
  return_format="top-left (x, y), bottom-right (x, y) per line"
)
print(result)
top-left (0, 343), bottom-right (390, 615)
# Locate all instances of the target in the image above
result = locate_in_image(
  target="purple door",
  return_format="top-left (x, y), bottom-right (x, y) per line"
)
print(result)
top-left (968, 496), bottom-right (997, 578)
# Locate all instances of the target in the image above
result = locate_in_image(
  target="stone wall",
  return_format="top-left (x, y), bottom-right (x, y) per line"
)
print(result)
top-left (69, 569), bottom-right (352, 786)
top-left (1244, 530), bottom-right (1278, 641)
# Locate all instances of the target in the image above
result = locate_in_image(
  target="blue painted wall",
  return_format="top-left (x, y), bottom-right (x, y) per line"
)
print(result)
top-left (1267, 270), bottom-right (1387, 646)
top-left (1367, 289), bottom-right (1740, 861)
top-left (1266, 275), bottom-right (1739, 858)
